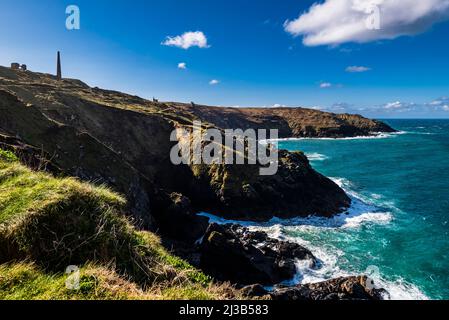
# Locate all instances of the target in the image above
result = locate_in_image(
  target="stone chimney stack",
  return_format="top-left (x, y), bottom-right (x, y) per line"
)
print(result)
top-left (57, 51), bottom-right (62, 81)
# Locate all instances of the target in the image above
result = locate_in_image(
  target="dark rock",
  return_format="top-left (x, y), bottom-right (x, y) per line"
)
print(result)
top-left (0, 132), bottom-right (61, 174)
top-left (152, 191), bottom-right (209, 242)
top-left (177, 103), bottom-right (396, 138)
top-left (0, 67), bottom-right (395, 229)
top-left (271, 276), bottom-right (388, 301)
top-left (241, 284), bottom-right (269, 297)
top-left (200, 223), bottom-right (317, 285)
top-left (193, 150), bottom-right (351, 221)
top-left (0, 90), bottom-right (156, 229)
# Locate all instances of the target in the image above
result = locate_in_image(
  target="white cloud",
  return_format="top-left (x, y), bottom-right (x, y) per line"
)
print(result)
top-left (384, 101), bottom-right (407, 109)
top-left (346, 65), bottom-right (371, 72)
top-left (319, 82), bottom-right (345, 88)
top-left (379, 97), bottom-right (449, 114)
top-left (284, 0), bottom-right (449, 46)
top-left (429, 96), bottom-right (449, 106)
top-left (209, 79), bottom-right (220, 85)
top-left (426, 97), bottom-right (449, 111)
top-left (230, 98), bottom-right (449, 116)
top-left (162, 31), bottom-right (209, 49)
top-left (309, 105), bottom-right (326, 110)
top-left (330, 102), bottom-right (354, 112)
top-left (178, 62), bottom-right (187, 69)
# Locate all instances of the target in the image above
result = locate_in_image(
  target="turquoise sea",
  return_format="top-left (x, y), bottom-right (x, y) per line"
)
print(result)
top-left (203, 119), bottom-right (449, 300)
top-left (277, 119), bottom-right (449, 300)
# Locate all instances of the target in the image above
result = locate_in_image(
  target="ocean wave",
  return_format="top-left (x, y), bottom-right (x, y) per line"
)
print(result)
top-left (408, 131), bottom-right (436, 135)
top-left (198, 176), bottom-right (429, 300)
top-left (305, 152), bottom-right (329, 161)
top-left (200, 179), bottom-right (393, 230)
top-left (263, 228), bottom-right (429, 300)
top-left (397, 128), bottom-right (437, 135)
top-left (377, 278), bottom-right (429, 300)
top-left (291, 242), bottom-right (429, 300)
top-left (264, 132), bottom-right (406, 143)
top-left (261, 230), bottom-right (428, 300)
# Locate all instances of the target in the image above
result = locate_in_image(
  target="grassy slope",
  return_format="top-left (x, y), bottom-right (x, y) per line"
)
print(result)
top-left (0, 149), bottom-right (237, 300)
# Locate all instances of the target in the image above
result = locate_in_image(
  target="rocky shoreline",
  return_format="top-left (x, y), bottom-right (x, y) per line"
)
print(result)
top-left (200, 223), bottom-right (318, 285)
top-left (0, 66), bottom-right (393, 300)
top-left (167, 221), bottom-right (388, 300)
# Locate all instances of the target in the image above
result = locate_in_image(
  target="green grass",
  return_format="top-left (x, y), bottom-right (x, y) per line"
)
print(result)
top-left (0, 150), bottom-right (18, 163)
top-left (0, 150), bottom-right (238, 300)
top-left (0, 262), bottom-right (236, 300)
top-left (0, 263), bottom-right (149, 300)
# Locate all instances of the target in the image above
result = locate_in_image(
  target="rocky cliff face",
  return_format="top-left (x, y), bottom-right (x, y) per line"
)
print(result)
top-left (0, 66), bottom-right (392, 300)
top-left (0, 90), bottom-right (156, 228)
top-left (171, 103), bottom-right (396, 138)
top-left (190, 150), bottom-right (350, 220)
top-left (0, 66), bottom-right (363, 224)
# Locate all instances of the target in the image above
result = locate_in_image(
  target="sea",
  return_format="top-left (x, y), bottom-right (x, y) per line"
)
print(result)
top-left (201, 119), bottom-right (449, 300)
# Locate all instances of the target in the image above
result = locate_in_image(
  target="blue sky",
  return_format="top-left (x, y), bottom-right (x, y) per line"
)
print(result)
top-left (1, 0), bottom-right (449, 118)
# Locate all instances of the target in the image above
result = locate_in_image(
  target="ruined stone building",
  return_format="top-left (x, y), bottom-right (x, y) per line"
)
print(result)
top-left (10, 63), bottom-right (27, 71)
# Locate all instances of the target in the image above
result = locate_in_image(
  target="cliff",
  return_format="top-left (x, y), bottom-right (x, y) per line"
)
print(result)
top-left (0, 66), bottom-right (393, 300)
top-left (0, 152), bottom-right (236, 300)
top-left (171, 103), bottom-right (395, 138)
top-left (0, 66), bottom-right (370, 225)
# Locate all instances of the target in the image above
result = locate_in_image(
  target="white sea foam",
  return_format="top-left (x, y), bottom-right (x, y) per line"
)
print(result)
top-left (267, 228), bottom-right (428, 300)
top-left (377, 278), bottom-right (429, 300)
top-left (264, 131), bottom-right (407, 143)
top-left (253, 224), bottom-right (429, 299)
top-left (293, 244), bottom-right (428, 300)
top-left (197, 175), bottom-right (429, 300)
top-left (407, 131), bottom-right (435, 135)
top-left (199, 179), bottom-right (393, 230)
top-left (305, 152), bottom-right (328, 161)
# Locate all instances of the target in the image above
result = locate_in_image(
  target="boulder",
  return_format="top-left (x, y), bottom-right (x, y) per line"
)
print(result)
top-left (241, 284), bottom-right (269, 298)
top-left (271, 276), bottom-right (388, 300)
top-left (151, 192), bottom-right (209, 242)
top-left (200, 223), bottom-right (317, 285)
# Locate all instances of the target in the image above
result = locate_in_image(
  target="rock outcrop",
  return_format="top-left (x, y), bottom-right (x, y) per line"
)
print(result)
top-left (270, 276), bottom-right (388, 300)
top-left (0, 66), bottom-right (393, 300)
top-left (0, 90), bottom-right (156, 228)
top-left (0, 66), bottom-right (357, 224)
top-left (171, 103), bottom-right (396, 138)
top-left (200, 223), bottom-right (317, 285)
top-left (192, 150), bottom-right (350, 220)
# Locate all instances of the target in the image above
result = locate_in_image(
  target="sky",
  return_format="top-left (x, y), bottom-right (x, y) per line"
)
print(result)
top-left (1, 0), bottom-right (449, 118)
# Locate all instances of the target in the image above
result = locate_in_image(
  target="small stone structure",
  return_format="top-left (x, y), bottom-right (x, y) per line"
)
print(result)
top-left (10, 63), bottom-right (28, 71)
top-left (153, 97), bottom-right (159, 103)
